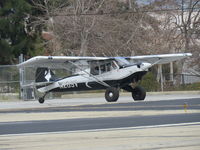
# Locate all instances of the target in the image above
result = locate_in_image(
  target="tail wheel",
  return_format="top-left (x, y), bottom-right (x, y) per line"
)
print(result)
top-left (38, 97), bottom-right (45, 104)
top-left (38, 92), bottom-right (48, 104)
top-left (132, 86), bottom-right (146, 101)
top-left (105, 87), bottom-right (119, 102)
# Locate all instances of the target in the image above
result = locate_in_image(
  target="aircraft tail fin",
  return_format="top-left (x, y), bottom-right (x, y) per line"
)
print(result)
top-left (35, 68), bottom-right (55, 83)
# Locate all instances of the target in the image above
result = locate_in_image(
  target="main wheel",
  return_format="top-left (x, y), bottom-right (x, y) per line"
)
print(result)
top-left (105, 87), bottom-right (119, 102)
top-left (38, 97), bottom-right (45, 104)
top-left (132, 86), bottom-right (146, 101)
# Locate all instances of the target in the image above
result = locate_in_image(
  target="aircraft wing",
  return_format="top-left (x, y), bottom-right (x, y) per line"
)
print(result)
top-left (18, 56), bottom-right (109, 68)
top-left (126, 53), bottom-right (192, 65)
top-left (18, 53), bottom-right (192, 68)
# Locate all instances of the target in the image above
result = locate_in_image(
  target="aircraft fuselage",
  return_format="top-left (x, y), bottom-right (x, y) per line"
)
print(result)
top-left (37, 63), bottom-right (151, 93)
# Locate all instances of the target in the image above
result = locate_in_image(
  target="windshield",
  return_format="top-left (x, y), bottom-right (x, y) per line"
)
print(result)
top-left (115, 58), bottom-right (130, 66)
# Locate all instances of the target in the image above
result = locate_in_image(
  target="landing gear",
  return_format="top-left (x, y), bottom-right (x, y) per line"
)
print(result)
top-left (132, 86), bottom-right (146, 101)
top-left (38, 97), bottom-right (45, 104)
top-left (105, 87), bottom-right (119, 102)
top-left (38, 93), bottom-right (48, 104)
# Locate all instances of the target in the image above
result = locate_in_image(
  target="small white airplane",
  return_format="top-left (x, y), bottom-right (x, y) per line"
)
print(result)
top-left (18, 53), bottom-right (192, 103)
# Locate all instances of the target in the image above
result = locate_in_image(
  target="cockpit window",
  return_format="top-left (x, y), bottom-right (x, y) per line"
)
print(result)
top-left (90, 60), bottom-right (118, 75)
top-left (91, 63), bottom-right (100, 75)
top-left (100, 64), bottom-right (106, 74)
top-left (115, 58), bottom-right (130, 67)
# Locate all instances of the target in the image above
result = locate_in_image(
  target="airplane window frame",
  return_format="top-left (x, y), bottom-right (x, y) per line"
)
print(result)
top-left (90, 60), bottom-right (119, 76)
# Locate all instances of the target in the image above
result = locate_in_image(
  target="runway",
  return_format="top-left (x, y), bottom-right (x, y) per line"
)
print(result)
top-left (0, 93), bottom-right (200, 150)
top-left (1, 98), bottom-right (200, 113)
top-left (0, 113), bottom-right (200, 135)
top-left (0, 97), bottom-right (200, 135)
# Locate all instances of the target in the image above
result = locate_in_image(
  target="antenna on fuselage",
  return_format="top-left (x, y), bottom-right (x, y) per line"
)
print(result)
top-left (92, 53), bottom-right (96, 57)
top-left (102, 53), bottom-right (107, 57)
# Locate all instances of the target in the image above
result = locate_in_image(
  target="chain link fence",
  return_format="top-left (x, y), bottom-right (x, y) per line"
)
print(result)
top-left (0, 65), bottom-right (19, 93)
top-left (0, 65), bottom-right (36, 100)
top-left (162, 73), bottom-right (200, 91)
top-left (0, 65), bottom-right (20, 100)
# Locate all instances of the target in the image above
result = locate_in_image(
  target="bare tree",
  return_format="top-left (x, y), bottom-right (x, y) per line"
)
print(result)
top-left (150, 0), bottom-right (200, 75)
top-left (52, 0), bottom-right (106, 56)
top-left (29, 0), bottom-right (70, 55)
top-left (31, 0), bottom-right (164, 57)
top-left (170, 0), bottom-right (200, 76)
top-left (32, 0), bottom-right (195, 59)
top-left (172, 0), bottom-right (200, 51)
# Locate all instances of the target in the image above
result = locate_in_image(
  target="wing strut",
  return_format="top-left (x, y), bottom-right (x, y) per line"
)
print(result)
top-left (142, 58), bottom-right (162, 71)
top-left (68, 61), bottom-right (110, 88)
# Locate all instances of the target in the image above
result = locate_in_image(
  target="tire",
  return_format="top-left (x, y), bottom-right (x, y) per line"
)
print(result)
top-left (105, 87), bottom-right (119, 102)
top-left (132, 86), bottom-right (146, 101)
top-left (38, 97), bottom-right (45, 104)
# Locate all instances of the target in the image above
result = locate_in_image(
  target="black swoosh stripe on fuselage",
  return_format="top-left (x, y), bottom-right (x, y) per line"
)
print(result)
top-left (49, 71), bottom-right (147, 92)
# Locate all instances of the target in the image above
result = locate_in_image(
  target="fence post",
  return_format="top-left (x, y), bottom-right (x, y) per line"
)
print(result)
top-left (170, 62), bottom-right (174, 82)
top-left (158, 64), bottom-right (164, 92)
top-left (19, 54), bottom-right (24, 100)
top-left (182, 74), bottom-right (185, 85)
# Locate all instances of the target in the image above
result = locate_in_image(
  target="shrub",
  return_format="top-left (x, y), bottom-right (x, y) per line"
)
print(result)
top-left (139, 72), bottom-right (160, 92)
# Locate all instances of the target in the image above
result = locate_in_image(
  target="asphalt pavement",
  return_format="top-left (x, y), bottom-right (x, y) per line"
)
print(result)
top-left (0, 91), bottom-right (200, 111)
top-left (0, 93), bottom-right (200, 150)
top-left (0, 98), bottom-right (200, 113)
top-left (0, 96), bottom-right (200, 135)
top-left (0, 113), bottom-right (200, 135)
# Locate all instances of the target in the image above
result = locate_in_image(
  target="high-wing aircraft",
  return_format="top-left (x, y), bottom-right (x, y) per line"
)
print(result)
top-left (18, 53), bottom-right (192, 103)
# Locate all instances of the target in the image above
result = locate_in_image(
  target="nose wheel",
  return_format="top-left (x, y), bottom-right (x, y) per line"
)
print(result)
top-left (105, 87), bottom-right (119, 102)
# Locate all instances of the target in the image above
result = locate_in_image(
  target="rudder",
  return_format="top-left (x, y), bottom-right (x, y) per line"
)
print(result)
top-left (35, 68), bottom-right (55, 82)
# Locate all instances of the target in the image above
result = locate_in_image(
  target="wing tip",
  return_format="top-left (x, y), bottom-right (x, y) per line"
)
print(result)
top-left (185, 53), bottom-right (192, 56)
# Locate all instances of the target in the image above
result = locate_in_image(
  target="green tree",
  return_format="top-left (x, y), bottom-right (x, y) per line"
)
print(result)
top-left (0, 0), bottom-right (43, 65)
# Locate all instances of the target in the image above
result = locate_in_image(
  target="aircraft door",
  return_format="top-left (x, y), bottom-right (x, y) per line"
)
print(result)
top-left (90, 62), bottom-right (100, 75)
